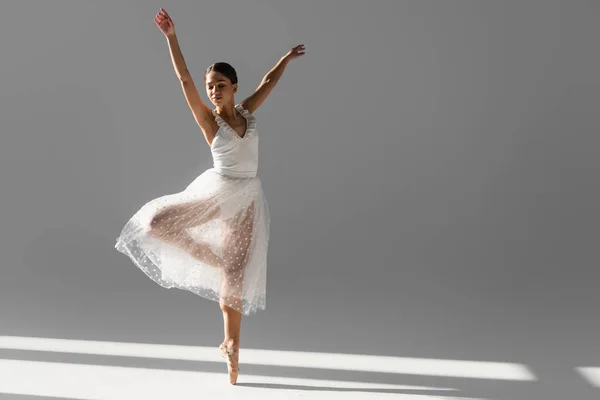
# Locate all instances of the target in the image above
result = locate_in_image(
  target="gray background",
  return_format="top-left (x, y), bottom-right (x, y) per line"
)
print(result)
top-left (1, 0), bottom-right (599, 399)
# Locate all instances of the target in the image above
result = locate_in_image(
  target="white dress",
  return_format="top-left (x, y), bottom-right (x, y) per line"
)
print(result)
top-left (115, 104), bottom-right (270, 315)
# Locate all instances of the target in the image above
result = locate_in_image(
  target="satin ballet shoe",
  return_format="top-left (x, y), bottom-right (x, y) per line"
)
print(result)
top-left (219, 342), bottom-right (239, 385)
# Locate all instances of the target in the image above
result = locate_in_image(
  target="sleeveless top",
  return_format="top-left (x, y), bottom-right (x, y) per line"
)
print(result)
top-left (211, 104), bottom-right (259, 178)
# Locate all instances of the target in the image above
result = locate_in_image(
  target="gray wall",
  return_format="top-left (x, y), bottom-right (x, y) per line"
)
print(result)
top-left (1, 1), bottom-right (599, 399)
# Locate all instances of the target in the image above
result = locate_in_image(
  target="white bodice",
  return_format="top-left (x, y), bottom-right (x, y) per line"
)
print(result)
top-left (210, 104), bottom-right (259, 178)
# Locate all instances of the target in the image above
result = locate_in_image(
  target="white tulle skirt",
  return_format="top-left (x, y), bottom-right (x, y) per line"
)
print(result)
top-left (115, 167), bottom-right (270, 315)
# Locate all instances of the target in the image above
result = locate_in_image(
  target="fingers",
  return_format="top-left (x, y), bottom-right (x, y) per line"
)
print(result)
top-left (154, 8), bottom-right (171, 24)
top-left (153, 16), bottom-right (167, 27)
top-left (154, 8), bottom-right (174, 31)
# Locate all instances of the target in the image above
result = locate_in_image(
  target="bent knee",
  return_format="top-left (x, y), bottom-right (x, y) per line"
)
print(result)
top-left (148, 213), bottom-right (170, 236)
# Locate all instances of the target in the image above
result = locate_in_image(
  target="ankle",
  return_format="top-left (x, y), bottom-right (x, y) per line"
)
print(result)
top-left (223, 337), bottom-right (239, 349)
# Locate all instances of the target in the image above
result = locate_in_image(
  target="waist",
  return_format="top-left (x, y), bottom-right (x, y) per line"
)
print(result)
top-left (212, 156), bottom-right (258, 178)
top-left (211, 167), bottom-right (257, 179)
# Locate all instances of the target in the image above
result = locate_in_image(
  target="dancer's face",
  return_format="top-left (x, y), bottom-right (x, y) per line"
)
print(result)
top-left (205, 72), bottom-right (237, 106)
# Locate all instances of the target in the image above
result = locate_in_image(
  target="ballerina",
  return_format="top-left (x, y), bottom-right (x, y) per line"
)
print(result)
top-left (115, 7), bottom-right (305, 385)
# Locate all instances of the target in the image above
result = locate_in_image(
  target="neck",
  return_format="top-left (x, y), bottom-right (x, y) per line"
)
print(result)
top-left (216, 103), bottom-right (238, 119)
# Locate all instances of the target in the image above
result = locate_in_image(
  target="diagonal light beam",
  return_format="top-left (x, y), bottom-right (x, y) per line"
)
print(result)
top-left (576, 367), bottom-right (600, 387)
top-left (0, 359), bottom-right (485, 400)
top-left (0, 335), bottom-right (536, 380)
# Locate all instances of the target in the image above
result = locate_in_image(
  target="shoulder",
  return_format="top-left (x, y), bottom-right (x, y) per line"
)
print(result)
top-left (238, 100), bottom-right (258, 116)
top-left (236, 103), bottom-right (257, 120)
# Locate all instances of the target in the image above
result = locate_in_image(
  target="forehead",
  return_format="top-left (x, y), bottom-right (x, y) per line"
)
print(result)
top-left (206, 79), bottom-right (226, 85)
top-left (206, 72), bottom-right (228, 85)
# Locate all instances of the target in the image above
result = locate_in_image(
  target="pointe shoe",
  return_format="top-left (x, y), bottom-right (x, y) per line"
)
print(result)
top-left (219, 342), bottom-right (239, 385)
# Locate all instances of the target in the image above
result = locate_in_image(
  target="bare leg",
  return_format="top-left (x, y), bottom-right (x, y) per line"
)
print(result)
top-left (148, 200), bottom-right (224, 267)
top-left (218, 202), bottom-right (255, 385)
top-left (219, 303), bottom-right (242, 385)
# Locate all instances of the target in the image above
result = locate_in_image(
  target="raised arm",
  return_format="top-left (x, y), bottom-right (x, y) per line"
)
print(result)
top-left (166, 35), bottom-right (214, 129)
top-left (154, 9), bottom-right (215, 145)
top-left (240, 44), bottom-right (306, 114)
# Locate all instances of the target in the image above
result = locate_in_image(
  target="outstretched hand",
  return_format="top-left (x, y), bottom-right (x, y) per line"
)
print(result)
top-left (285, 44), bottom-right (306, 61)
top-left (154, 8), bottom-right (175, 38)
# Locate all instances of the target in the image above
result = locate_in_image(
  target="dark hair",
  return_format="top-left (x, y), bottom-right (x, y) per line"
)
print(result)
top-left (204, 62), bottom-right (238, 85)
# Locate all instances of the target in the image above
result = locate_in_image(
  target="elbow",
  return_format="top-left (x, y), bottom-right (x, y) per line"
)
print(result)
top-left (179, 71), bottom-right (192, 83)
top-left (260, 78), bottom-right (277, 89)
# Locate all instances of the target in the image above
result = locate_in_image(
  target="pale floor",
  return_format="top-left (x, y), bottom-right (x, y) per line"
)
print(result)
top-left (0, 336), bottom-right (598, 400)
